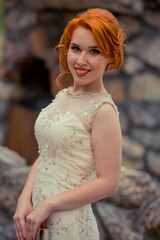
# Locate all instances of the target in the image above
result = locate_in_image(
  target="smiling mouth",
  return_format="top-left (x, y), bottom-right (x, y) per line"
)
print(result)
top-left (75, 67), bottom-right (91, 77)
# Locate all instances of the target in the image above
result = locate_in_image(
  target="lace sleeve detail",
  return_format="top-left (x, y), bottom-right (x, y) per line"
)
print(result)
top-left (54, 88), bottom-right (66, 99)
top-left (90, 97), bottom-right (119, 132)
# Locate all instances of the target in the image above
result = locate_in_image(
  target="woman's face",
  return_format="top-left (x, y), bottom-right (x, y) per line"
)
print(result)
top-left (67, 27), bottom-right (110, 88)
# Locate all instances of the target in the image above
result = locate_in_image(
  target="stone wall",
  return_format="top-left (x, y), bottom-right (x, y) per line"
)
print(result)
top-left (1, 0), bottom-right (159, 177)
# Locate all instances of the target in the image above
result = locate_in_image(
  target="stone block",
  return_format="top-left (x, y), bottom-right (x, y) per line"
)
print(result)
top-left (126, 36), bottom-right (160, 68)
top-left (0, 79), bottom-right (23, 101)
top-left (4, 7), bottom-right (37, 31)
top-left (131, 0), bottom-right (144, 13)
top-left (131, 128), bottom-right (160, 150)
top-left (106, 166), bottom-right (157, 208)
top-left (0, 146), bottom-right (30, 215)
top-left (95, 195), bottom-right (160, 240)
top-left (104, 80), bottom-right (125, 103)
top-left (122, 156), bottom-right (144, 170)
top-left (122, 135), bottom-right (145, 159)
top-left (0, 145), bottom-right (26, 166)
top-left (119, 16), bottom-right (142, 37)
top-left (147, 151), bottom-right (160, 177)
top-left (129, 73), bottom-right (160, 101)
top-left (144, 10), bottom-right (160, 30)
top-left (0, 208), bottom-right (17, 240)
top-left (128, 102), bottom-right (160, 128)
top-left (135, 195), bottom-right (160, 239)
top-left (144, 196), bottom-right (160, 238)
top-left (123, 56), bottom-right (144, 74)
top-left (95, 201), bottom-right (143, 240)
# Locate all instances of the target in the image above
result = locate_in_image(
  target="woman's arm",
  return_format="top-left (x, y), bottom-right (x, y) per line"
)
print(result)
top-left (18, 156), bottom-right (40, 201)
top-left (25, 103), bottom-right (122, 239)
top-left (13, 156), bottom-right (40, 240)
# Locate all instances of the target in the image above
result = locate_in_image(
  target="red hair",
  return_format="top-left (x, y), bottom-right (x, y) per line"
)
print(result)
top-left (56, 8), bottom-right (125, 89)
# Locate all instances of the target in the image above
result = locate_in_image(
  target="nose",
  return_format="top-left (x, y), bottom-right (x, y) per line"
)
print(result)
top-left (76, 52), bottom-right (88, 66)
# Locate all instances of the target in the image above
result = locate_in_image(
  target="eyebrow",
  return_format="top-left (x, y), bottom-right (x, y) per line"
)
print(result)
top-left (70, 42), bottom-right (98, 49)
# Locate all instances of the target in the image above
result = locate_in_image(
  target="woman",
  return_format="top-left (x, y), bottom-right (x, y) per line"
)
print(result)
top-left (13, 8), bottom-right (124, 240)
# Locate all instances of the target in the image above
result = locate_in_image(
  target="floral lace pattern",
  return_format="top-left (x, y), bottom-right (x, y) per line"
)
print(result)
top-left (46, 205), bottom-right (94, 240)
top-left (32, 87), bottom-right (119, 240)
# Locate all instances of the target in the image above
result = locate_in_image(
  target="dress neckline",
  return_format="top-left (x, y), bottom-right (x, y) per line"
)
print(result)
top-left (65, 87), bottom-right (111, 98)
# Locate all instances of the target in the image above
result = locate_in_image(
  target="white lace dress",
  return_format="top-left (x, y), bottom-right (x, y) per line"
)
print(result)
top-left (32, 87), bottom-right (119, 240)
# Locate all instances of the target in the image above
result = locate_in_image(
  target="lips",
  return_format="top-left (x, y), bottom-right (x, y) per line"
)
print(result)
top-left (75, 67), bottom-right (91, 77)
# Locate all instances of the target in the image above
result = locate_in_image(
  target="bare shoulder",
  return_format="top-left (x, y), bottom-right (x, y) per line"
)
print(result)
top-left (93, 102), bottom-right (119, 128)
top-left (98, 101), bottom-right (118, 116)
top-left (91, 102), bottom-right (122, 142)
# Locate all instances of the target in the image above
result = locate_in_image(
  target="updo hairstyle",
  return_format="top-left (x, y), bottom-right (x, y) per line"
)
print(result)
top-left (56, 8), bottom-right (125, 89)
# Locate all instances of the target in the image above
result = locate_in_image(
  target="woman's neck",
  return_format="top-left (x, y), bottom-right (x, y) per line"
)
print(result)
top-left (70, 83), bottom-right (108, 95)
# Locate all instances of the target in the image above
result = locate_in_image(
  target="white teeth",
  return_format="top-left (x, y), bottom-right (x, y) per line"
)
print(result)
top-left (76, 69), bottom-right (89, 74)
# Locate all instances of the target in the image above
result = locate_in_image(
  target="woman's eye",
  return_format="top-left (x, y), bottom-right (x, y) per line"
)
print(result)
top-left (90, 49), bottom-right (100, 54)
top-left (71, 46), bottom-right (80, 52)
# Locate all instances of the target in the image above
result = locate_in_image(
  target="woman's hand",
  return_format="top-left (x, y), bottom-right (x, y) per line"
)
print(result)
top-left (25, 199), bottom-right (52, 240)
top-left (13, 198), bottom-right (34, 240)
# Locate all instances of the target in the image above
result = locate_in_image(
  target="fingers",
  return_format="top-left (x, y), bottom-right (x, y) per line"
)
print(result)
top-left (32, 223), bottom-right (38, 240)
top-left (14, 221), bottom-right (21, 240)
top-left (26, 216), bottom-right (40, 240)
top-left (20, 218), bottom-right (27, 239)
top-left (25, 218), bottom-right (31, 240)
top-left (13, 215), bottom-right (26, 240)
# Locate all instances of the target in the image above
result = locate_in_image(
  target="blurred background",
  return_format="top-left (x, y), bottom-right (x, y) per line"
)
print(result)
top-left (0, 0), bottom-right (160, 240)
